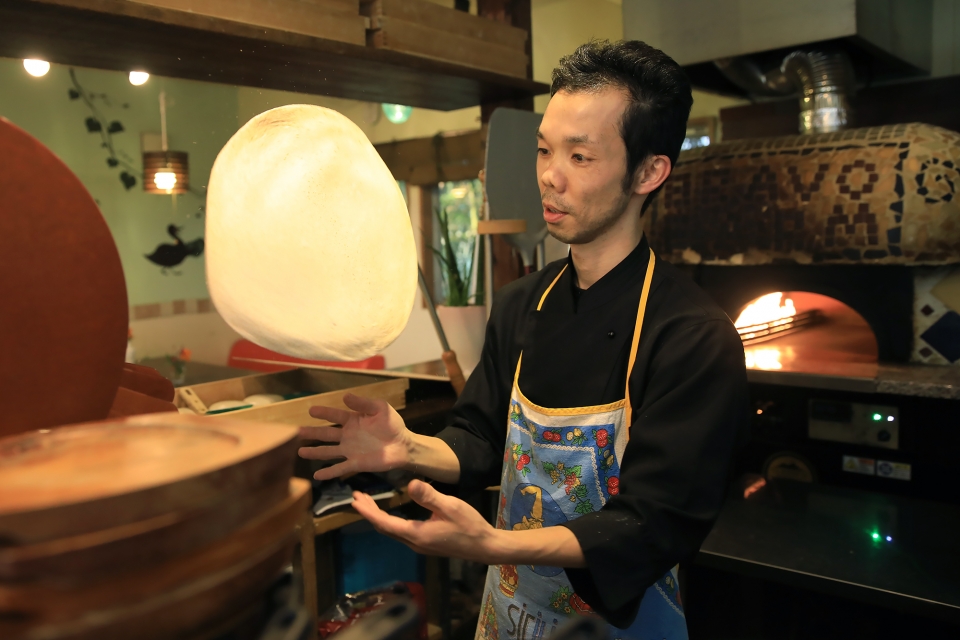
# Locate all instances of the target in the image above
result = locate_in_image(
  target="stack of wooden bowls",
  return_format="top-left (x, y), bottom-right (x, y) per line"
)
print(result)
top-left (0, 413), bottom-right (308, 639)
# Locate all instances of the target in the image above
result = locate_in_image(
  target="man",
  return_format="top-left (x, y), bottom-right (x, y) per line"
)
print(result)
top-left (299, 40), bottom-right (748, 639)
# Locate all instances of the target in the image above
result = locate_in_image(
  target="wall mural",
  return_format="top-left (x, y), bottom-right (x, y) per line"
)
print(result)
top-left (146, 224), bottom-right (205, 275)
top-left (67, 68), bottom-right (206, 275)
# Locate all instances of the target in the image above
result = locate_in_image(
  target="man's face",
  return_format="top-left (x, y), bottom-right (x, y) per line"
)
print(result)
top-left (536, 88), bottom-right (634, 245)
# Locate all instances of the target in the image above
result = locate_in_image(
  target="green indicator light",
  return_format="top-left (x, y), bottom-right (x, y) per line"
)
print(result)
top-left (871, 532), bottom-right (880, 540)
top-left (872, 413), bottom-right (882, 421)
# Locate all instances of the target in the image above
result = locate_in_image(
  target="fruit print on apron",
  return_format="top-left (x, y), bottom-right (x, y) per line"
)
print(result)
top-left (476, 250), bottom-right (687, 640)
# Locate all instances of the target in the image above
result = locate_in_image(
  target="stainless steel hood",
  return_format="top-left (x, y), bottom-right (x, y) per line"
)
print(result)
top-left (622, 0), bottom-right (934, 96)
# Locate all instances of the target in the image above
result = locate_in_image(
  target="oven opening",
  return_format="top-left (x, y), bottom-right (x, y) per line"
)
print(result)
top-left (736, 292), bottom-right (878, 376)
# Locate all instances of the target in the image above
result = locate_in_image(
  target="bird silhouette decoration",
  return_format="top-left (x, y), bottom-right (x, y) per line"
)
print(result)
top-left (145, 224), bottom-right (204, 275)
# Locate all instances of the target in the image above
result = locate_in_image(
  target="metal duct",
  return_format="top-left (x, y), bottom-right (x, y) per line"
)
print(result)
top-left (715, 51), bottom-right (856, 134)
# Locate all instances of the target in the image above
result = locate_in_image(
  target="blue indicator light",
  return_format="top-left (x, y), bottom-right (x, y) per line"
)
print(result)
top-left (886, 536), bottom-right (893, 542)
top-left (887, 416), bottom-right (894, 422)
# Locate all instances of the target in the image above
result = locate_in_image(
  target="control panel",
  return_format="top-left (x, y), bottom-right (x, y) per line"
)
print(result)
top-left (808, 399), bottom-right (899, 450)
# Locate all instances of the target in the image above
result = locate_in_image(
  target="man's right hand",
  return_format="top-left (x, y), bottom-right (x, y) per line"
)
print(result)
top-left (298, 392), bottom-right (412, 481)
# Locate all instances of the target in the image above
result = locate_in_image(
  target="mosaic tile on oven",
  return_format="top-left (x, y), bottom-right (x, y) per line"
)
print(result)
top-left (920, 312), bottom-right (960, 363)
top-left (912, 267), bottom-right (960, 365)
top-left (648, 123), bottom-right (960, 265)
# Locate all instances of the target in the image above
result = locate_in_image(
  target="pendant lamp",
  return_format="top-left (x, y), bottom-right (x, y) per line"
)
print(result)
top-left (143, 91), bottom-right (188, 194)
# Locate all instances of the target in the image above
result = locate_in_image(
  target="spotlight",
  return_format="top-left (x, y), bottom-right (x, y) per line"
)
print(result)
top-left (129, 71), bottom-right (150, 86)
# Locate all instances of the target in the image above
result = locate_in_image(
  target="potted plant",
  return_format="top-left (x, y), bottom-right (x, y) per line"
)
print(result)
top-left (432, 181), bottom-right (486, 376)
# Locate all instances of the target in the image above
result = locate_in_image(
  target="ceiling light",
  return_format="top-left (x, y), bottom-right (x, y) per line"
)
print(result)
top-left (143, 91), bottom-right (189, 194)
top-left (129, 71), bottom-right (150, 86)
top-left (382, 103), bottom-right (413, 124)
top-left (23, 59), bottom-right (50, 77)
top-left (144, 152), bottom-right (189, 194)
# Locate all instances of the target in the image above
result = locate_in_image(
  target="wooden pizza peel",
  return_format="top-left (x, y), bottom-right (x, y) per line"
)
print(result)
top-left (484, 107), bottom-right (548, 274)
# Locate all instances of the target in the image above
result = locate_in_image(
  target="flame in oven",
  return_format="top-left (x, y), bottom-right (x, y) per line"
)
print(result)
top-left (745, 347), bottom-right (783, 370)
top-left (735, 292), bottom-right (822, 345)
top-left (735, 292), bottom-right (797, 331)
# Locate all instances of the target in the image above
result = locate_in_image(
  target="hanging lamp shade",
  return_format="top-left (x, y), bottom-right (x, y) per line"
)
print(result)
top-left (143, 150), bottom-right (189, 194)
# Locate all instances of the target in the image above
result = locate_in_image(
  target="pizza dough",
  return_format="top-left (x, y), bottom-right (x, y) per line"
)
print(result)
top-left (243, 394), bottom-right (284, 407)
top-left (206, 105), bottom-right (418, 361)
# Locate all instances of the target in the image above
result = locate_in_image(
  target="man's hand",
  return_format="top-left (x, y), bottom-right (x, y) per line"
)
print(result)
top-left (351, 479), bottom-right (500, 563)
top-left (352, 480), bottom-right (586, 567)
top-left (299, 392), bottom-right (412, 481)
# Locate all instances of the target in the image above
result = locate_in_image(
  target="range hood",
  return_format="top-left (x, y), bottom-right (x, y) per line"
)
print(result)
top-left (622, 0), bottom-right (933, 96)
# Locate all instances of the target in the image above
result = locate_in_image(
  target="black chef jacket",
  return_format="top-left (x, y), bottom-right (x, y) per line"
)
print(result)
top-left (435, 234), bottom-right (749, 628)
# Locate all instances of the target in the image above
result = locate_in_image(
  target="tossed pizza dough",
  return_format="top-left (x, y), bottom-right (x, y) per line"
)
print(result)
top-left (206, 105), bottom-right (417, 361)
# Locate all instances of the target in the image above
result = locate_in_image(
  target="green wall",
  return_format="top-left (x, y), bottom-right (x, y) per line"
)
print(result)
top-left (0, 58), bottom-right (239, 306)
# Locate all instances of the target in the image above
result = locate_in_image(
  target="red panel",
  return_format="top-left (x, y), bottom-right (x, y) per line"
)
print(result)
top-left (227, 340), bottom-right (386, 372)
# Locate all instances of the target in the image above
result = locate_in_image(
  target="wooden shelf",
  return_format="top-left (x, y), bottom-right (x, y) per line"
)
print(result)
top-left (0, 0), bottom-right (548, 111)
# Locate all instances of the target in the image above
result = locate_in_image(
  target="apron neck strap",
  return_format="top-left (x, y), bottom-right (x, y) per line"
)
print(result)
top-left (624, 249), bottom-right (656, 433)
top-left (514, 249), bottom-right (656, 425)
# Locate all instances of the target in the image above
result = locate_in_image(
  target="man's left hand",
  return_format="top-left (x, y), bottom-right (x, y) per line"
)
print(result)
top-left (351, 479), bottom-right (499, 564)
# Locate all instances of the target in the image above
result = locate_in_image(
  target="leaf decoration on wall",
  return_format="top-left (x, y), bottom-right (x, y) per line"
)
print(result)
top-left (69, 69), bottom-right (137, 190)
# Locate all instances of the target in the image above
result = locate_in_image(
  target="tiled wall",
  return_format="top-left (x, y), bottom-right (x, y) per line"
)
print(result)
top-left (130, 297), bottom-right (214, 320)
top-left (914, 266), bottom-right (960, 365)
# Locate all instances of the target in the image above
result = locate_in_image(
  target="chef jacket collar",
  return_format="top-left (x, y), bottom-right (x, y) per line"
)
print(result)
top-left (563, 234), bottom-right (651, 315)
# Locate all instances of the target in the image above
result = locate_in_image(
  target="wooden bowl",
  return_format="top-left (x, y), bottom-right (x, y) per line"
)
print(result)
top-left (0, 414), bottom-right (298, 545)
top-left (0, 478), bottom-right (311, 640)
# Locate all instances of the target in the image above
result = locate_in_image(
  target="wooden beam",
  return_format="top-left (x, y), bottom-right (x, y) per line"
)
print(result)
top-left (363, 0), bottom-right (527, 49)
top-left (0, 0), bottom-right (548, 111)
top-left (415, 185), bottom-right (436, 309)
top-left (375, 130), bottom-right (485, 185)
top-left (129, 0), bottom-right (366, 44)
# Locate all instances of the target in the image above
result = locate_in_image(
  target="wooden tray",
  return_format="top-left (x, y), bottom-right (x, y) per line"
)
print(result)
top-left (175, 367), bottom-right (409, 426)
top-left (0, 414), bottom-right (298, 545)
top-left (0, 478), bottom-right (311, 640)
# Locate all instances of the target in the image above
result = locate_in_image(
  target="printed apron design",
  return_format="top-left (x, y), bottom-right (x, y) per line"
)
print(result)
top-left (476, 251), bottom-right (687, 640)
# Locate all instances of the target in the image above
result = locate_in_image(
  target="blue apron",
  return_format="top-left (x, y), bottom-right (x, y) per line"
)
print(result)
top-left (476, 250), bottom-right (687, 640)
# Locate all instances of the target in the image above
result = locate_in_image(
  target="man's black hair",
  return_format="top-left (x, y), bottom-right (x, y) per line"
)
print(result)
top-left (551, 40), bottom-right (693, 213)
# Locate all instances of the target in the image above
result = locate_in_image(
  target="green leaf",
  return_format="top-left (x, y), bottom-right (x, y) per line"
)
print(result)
top-left (543, 462), bottom-right (556, 472)
top-left (570, 465), bottom-right (582, 477)
top-left (573, 484), bottom-right (588, 499)
top-left (575, 501), bottom-right (595, 515)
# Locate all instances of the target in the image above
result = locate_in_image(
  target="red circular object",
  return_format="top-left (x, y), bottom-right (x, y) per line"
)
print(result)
top-left (0, 117), bottom-right (127, 436)
top-left (595, 429), bottom-right (608, 448)
top-left (607, 477), bottom-right (620, 495)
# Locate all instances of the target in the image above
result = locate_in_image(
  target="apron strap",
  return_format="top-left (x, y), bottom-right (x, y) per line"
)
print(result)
top-left (624, 250), bottom-right (656, 435)
top-left (514, 265), bottom-right (571, 387)
top-left (537, 265), bottom-right (568, 311)
top-left (514, 251), bottom-right (655, 429)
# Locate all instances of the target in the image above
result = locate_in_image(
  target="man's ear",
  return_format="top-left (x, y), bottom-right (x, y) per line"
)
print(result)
top-left (632, 155), bottom-right (672, 196)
